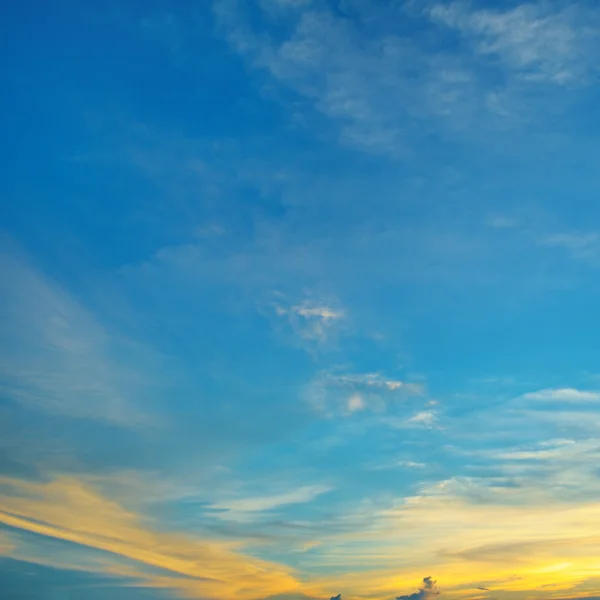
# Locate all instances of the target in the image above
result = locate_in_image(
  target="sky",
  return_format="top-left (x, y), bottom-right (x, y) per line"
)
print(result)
top-left (2, 0), bottom-right (600, 599)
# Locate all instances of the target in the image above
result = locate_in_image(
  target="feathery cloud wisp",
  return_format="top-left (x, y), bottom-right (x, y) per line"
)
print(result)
top-left (0, 251), bottom-right (157, 427)
top-left (520, 388), bottom-right (600, 402)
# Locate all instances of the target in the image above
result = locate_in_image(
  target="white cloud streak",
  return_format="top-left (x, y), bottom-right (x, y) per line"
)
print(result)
top-left (274, 300), bottom-right (345, 346)
top-left (520, 388), bottom-right (600, 402)
top-left (214, 0), bottom-right (600, 156)
top-left (429, 1), bottom-right (600, 85)
top-left (305, 371), bottom-right (424, 417)
top-left (210, 484), bottom-right (333, 520)
top-left (0, 250), bottom-right (157, 426)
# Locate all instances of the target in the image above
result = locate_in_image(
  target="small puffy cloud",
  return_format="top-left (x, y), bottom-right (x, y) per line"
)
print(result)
top-left (396, 577), bottom-right (440, 600)
top-left (404, 410), bottom-right (438, 428)
top-left (273, 299), bottom-right (345, 347)
top-left (347, 394), bottom-right (366, 413)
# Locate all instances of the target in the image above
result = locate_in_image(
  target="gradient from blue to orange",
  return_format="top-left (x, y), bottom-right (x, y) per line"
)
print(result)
top-left (2, 1), bottom-right (600, 599)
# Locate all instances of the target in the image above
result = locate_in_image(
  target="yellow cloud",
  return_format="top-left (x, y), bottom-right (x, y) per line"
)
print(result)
top-left (300, 493), bottom-right (600, 600)
top-left (3, 473), bottom-right (600, 600)
top-left (0, 474), bottom-right (303, 600)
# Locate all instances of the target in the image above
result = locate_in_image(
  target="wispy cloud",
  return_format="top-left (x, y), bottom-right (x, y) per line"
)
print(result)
top-left (403, 410), bottom-right (439, 428)
top-left (485, 213), bottom-right (600, 264)
top-left (536, 232), bottom-right (600, 261)
top-left (213, 0), bottom-right (484, 155)
top-left (273, 298), bottom-right (345, 347)
top-left (520, 388), bottom-right (600, 402)
top-left (0, 250), bottom-right (158, 427)
top-left (0, 474), bottom-right (304, 600)
top-left (429, 1), bottom-right (600, 85)
top-left (305, 371), bottom-right (424, 417)
top-left (330, 373), bottom-right (421, 393)
top-left (214, 0), bottom-right (600, 157)
top-left (210, 484), bottom-right (333, 519)
top-left (300, 476), bottom-right (600, 597)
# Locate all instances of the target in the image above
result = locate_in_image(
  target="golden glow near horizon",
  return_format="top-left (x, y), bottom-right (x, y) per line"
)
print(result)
top-left (2, 472), bottom-right (600, 600)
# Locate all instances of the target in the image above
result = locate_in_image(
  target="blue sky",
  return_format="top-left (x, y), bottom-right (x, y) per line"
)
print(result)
top-left (2, 0), bottom-right (600, 599)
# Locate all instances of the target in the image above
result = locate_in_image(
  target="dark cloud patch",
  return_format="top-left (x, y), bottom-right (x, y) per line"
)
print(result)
top-left (330, 595), bottom-right (342, 600)
top-left (396, 577), bottom-right (440, 600)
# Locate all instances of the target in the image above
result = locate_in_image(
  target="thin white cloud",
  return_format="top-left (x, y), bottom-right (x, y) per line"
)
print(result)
top-left (332, 372), bottom-right (421, 393)
top-left (536, 231), bottom-right (600, 261)
top-left (214, 0), bottom-right (600, 157)
top-left (485, 213), bottom-right (600, 264)
top-left (370, 460), bottom-right (427, 471)
top-left (494, 438), bottom-right (580, 461)
top-left (213, 0), bottom-right (484, 155)
top-left (0, 250), bottom-right (156, 426)
top-left (520, 388), bottom-right (600, 402)
top-left (210, 484), bottom-right (333, 517)
top-left (404, 410), bottom-right (438, 428)
top-left (305, 371), bottom-right (424, 417)
top-left (429, 1), bottom-right (599, 85)
top-left (286, 304), bottom-right (344, 321)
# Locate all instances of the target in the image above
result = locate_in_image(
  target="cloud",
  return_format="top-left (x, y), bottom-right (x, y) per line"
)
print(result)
top-left (213, 0), bottom-right (485, 155)
top-left (210, 484), bottom-right (333, 519)
top-left (305, 371), bottom-right (424, 417)
top-left (536, 232), bottom-right (600, 261)
top-left (0, 474), bottom-right (304, 600)
top-left (0, 250), bottom-right (158, 427)
top-left (402, 410), bottom-right (438, 428)
top-left (396, 577), bottom-right (440, 600)
top-left (520, 388), bottom-right (600, 402)
top-left (273, 300), bottom-right (345, 347)
top-left (347, 394), bottom-right (366, 413)
top-left (429, 1), bottom-right (599, 85)
top-left (396, 461), bottom-right (427, 469)
top-left (214, 0), bottom-right (600, 158)
top-left (290, 306), bottom-right (343, 320)
top-left (302, 478), bottom-right (600, 597)
top-left (331, 373), bottom-right (421, 394)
